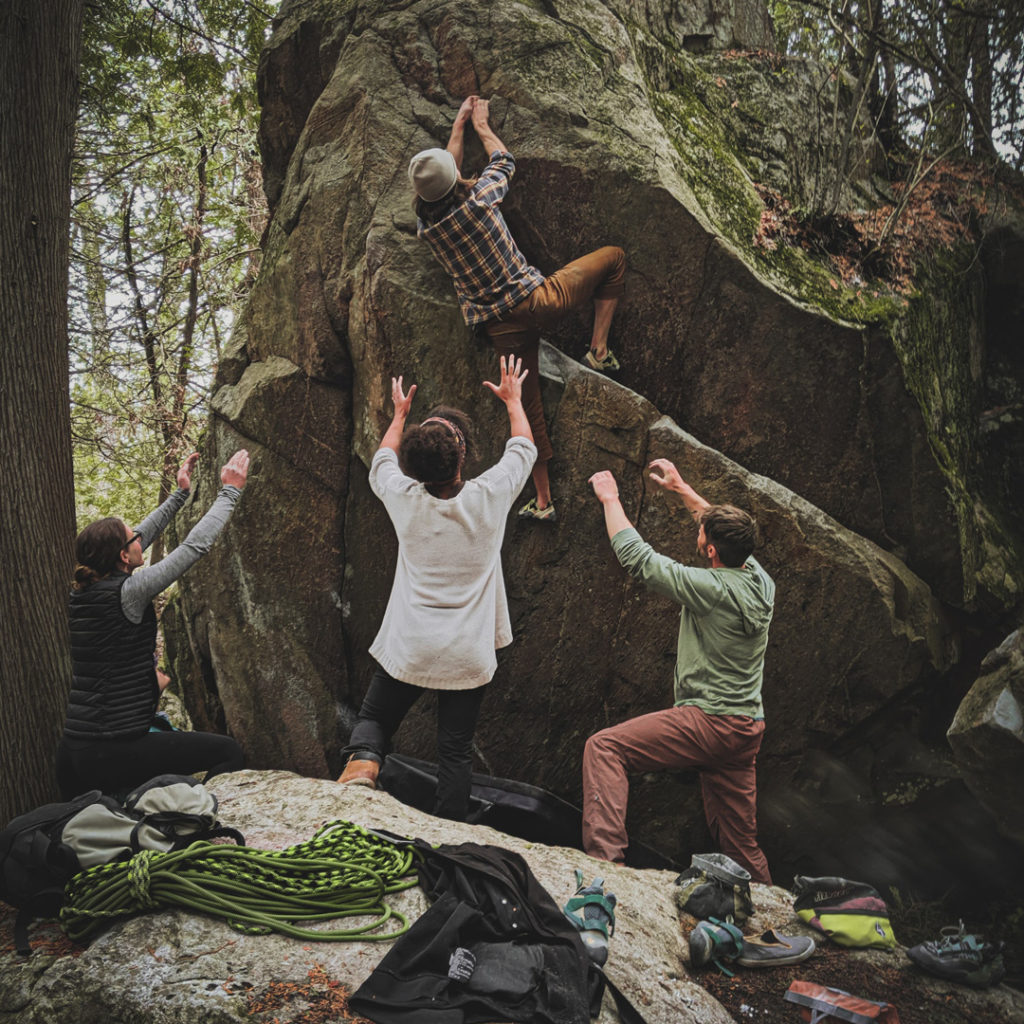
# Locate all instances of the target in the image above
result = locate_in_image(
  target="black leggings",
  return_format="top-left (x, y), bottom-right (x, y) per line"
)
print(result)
top-left (56, 730), bottom-right (244, 799)
top-left (343, 664), bottom-right (486, 822)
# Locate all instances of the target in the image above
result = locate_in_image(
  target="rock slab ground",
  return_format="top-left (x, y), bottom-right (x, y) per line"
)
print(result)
top-left (1, 770), bottom-right (1021, 1024)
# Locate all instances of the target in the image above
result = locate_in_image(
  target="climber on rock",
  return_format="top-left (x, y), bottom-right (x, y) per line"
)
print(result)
top-left (583, 459), bottom-right (775, 884)
top-left (408, 93), bottom-right (626, 523)
top-left (337, 357), bottom-right (537, 821)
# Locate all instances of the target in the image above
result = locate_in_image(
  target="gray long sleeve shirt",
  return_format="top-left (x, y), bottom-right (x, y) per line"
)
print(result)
top-left (121, 485), bottom-right (242, 622)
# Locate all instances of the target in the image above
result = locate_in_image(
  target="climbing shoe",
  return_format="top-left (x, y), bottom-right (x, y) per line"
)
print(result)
top-left (735, 928), bottom-right (815, 967)
top-left (906, 921), bottom-right (1006, 988)
top-left (564, 869), bottom-right (617, 967)
top-left (584, 348), bottom-right (620, 373)
top-left (337, 757), bottom-right (380, 788)
top-left (689, 918), bottom-right (744, 975)
top-left (518, 497), bottom-right (556, 522)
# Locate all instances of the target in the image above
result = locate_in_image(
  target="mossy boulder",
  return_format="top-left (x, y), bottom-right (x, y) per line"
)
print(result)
top-left (167, 0), bottom-right (1023, 871)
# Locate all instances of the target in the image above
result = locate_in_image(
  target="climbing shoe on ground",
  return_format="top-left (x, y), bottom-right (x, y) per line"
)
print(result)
top-left (906, 921), bottom-right (1006, 988)
top-left (518, 497), bottom-right (556, 522)
top-left (337, 757), bottom-right (380, 788)
top-left (735, 928), bottom-right (815, 967)
top-left (690, 919), bottom-right (813, 974)
top-left (689, 918), bottom-right (744, 974)
top-left (584, 348), bottom-right (620, 373)
top-left (564, 869), bottom-right (617, 967)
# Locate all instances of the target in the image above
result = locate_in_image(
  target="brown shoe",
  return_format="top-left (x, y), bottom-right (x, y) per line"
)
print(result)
top-left (338, 758), bottom-right (379, 788)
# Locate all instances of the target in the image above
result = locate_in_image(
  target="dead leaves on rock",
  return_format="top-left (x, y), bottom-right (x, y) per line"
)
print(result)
top-left (752, 161), bottom-right (1019, 296)
top-left (246, 962), bottom-right (371, 1024)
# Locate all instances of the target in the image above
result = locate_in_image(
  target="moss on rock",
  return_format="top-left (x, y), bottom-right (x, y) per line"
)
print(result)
top-left (635, 32), bottom-right (904, 328)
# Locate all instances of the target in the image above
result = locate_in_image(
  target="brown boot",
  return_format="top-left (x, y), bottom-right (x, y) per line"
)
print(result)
top-left (338, 758), bottom-right (380, 788)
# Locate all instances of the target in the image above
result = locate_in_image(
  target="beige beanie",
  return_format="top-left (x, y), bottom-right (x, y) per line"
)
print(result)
top-left (408, 148), bottom-right (458, 202)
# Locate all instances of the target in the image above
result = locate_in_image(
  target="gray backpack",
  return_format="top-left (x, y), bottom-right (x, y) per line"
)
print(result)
top-left (0, 774), bottom-right (244, 954)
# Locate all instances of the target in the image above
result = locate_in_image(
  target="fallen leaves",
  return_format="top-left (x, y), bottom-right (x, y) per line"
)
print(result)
top-left (246, 963), bottom-right (371, 1024)
top-left (750, 161), bottom-right (1014, 295)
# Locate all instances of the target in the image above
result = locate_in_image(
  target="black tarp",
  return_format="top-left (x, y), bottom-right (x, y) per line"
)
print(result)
top-left (377, 754), bottom-right (679, 871)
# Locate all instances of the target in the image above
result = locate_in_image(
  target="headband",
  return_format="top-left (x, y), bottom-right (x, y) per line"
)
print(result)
top-left (420, 416), bottom-right (467, 485)
top-left (421, 417), bottom-right (466, 456)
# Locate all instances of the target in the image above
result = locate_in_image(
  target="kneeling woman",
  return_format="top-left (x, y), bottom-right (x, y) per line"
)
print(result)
top-left (57, 451), bottom-right (250, 798)
top-left (339, 357), bottom-right (536, 820)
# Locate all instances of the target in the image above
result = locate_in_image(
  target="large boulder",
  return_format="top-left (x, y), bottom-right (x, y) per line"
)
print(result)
top-left (2, 771), bottom-right (1022, 1024)
top-left (244, 0), bottom-right (1024, 607)
top-left (167, 0), bottom-right (1021, 869)
top-left (171, 338), bottom-right (949, 862)
top-left (948, 630), bottom-right (1024, 846)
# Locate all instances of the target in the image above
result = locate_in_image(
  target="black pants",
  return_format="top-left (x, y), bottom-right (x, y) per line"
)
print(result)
top-left (56, 730), bottom-right (244, 799)
top-left (344, 664), bottom-right (486, 821)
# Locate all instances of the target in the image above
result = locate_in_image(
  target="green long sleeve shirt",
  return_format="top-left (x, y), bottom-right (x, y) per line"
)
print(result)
top-left (611, 527), bottom-right (775, 719)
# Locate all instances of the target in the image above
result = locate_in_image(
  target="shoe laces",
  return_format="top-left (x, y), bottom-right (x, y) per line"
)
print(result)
top-left (931, 921), bottom-right (994, 962)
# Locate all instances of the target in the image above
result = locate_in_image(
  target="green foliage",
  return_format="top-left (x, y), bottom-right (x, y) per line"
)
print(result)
top-left (71, 0), bottom-right (278, 527)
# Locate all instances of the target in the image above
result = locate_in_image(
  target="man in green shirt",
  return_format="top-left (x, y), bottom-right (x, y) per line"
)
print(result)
top-left (586, 459), bottom-right (775, 883)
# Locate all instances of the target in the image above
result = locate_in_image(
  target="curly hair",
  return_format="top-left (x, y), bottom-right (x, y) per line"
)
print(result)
top-left (73, 517), bottom-right (129, 589)
top-left (699, 504), bottom-right (758, 567)
top-left (399, 406), bottom-right (476, 485)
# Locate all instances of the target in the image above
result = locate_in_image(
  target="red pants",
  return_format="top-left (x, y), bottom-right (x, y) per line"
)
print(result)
top-left (582, 704), bottom-right (772, 884)
top-left (486, 246), bottom-right (626, 464)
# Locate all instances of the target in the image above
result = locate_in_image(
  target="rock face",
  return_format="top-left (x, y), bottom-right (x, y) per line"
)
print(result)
top-left (2, 771), bottom-right (1023, 1024)
top-left (170, 340), bottom-right (951, 862)
top-left (167, 0), bottom-right (1023, 874)
top-left (948, 630), bottom-right (1024, 846)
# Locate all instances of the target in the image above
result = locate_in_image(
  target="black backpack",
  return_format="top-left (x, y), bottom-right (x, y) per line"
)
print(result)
top-left (0, 775), bottom-right (244, 955)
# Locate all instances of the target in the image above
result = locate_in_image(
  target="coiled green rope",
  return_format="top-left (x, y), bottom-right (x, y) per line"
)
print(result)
top-left (59, 819), bottom-right (420, 945)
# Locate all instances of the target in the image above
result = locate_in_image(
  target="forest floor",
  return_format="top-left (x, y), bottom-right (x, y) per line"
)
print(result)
top-left (3, 900), bottom-right (1021, 1022)
top-left (691, 940), bottom-right (1014, 1024)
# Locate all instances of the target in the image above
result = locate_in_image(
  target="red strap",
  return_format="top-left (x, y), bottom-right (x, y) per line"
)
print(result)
top-left (785, 981), bottom-right (901, 1023)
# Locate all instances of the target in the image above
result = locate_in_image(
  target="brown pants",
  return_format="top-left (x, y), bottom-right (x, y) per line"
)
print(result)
top-left (486, 246), bottom-right (626, 464)
top-left (581, 704), bottom-right (772, 884)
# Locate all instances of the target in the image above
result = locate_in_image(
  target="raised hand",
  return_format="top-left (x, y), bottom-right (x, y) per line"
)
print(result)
top-left (221, 449), bottom-right (250, 489)
top-left (176, 452), bottom-right (200, 490)
top-left (469, 95), bottom-right (506, 153)
top-left (589, 470), bottom-right (620, 505)
top-left (392, 375), bottom-right (417, 419)
top-left (454, 95), bottom-right (477, 127)
top-left (648, 458), bottom-right (685, 494)
top-left (482, 355), bottom-right (527, 405)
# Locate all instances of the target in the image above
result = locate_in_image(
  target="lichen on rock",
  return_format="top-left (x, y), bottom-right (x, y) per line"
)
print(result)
top-left (164, 0), bottom-right (1024, 888)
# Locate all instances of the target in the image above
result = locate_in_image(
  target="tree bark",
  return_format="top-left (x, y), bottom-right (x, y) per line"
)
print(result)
top-left (967, 2), bottom-right (995, 158)
top-left (158, 135), bottom-right (209, 531)
top-left (121, 186), bottom-right (173, 563)
top-left (0, 0), bottom-right (84, 821)
top-left (825, 0), bottom-right (880, 214)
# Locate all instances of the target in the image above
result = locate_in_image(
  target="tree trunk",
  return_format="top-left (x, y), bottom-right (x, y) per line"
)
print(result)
top-left (159, 136), bottom-right (209, 524)
top-left (0, 0), bottom-right (85, 821)
top-left (967, 3), bottom-right (995, 158)
top-left (873, 46), bottom-right (898, 162)
top-left (825, 0), bottom-right (880, 214)
top-left (122, 186), bottom-right (174, 562)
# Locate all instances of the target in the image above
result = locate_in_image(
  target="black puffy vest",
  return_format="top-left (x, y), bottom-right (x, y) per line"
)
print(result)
top-left (64, 574), bottom-right (158, 740)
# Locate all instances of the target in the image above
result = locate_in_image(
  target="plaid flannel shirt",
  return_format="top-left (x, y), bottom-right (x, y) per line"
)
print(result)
top-left (418, 151), bottom-right (544, 326)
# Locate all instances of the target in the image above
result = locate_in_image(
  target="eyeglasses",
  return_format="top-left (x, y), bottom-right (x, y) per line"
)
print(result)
top-left (122, 532), bottom-right (142, 550)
